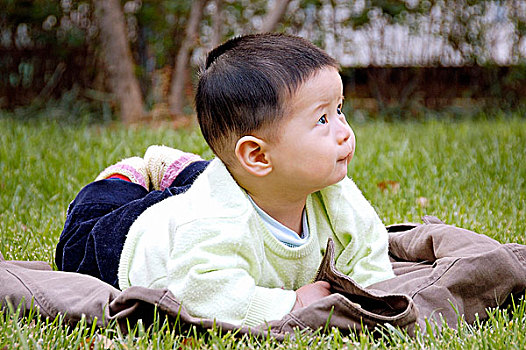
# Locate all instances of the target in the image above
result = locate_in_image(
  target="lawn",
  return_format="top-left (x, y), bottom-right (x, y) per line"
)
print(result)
top-left (1, 114), bottom-right (525, 349)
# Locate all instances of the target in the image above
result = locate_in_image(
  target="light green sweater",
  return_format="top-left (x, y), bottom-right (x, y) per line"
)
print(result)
top-left (118, 159), bottom-right (394, 327)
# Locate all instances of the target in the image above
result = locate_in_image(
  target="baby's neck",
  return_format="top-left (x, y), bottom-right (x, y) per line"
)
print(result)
top-left (228, 164), bottom-right (308, 235)
top-left (248, 191), bottom-right (306, 236)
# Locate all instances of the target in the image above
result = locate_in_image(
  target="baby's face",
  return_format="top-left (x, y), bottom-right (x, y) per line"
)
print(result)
top-left (266, 67), bottom-right (355, 195)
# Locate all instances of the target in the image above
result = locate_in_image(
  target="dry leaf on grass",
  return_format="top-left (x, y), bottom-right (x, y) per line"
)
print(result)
top-left (377, 180), bottom-right (400, 194)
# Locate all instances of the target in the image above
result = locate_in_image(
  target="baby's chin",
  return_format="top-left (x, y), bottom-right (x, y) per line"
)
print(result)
top-left (311, 174), bottom-right (346, 193)
top-left (332, 168), bottom-right (349, 185)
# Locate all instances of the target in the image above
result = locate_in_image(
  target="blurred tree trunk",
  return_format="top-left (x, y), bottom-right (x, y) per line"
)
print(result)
top-left (260, 0), bottom-right (291, 33)
top-left (168, 0), bottom-right (207, 116)
top-left (93, 0), bottom-right (143, 123)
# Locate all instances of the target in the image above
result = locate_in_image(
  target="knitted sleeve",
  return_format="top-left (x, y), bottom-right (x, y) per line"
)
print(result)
top-left (164, 224), bottom-right (298, 327)
top-left (319, 177), bottom-right (395, 287)
top-left (120, 214), bottom-right (297, 327)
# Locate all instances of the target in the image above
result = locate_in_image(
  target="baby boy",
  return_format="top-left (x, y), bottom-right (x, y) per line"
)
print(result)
top-left (56, 33), bottom-right (394, 327)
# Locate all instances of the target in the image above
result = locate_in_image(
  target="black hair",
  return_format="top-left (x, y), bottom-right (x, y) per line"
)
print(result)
top-left (195, 33), bottom-right (338, 161)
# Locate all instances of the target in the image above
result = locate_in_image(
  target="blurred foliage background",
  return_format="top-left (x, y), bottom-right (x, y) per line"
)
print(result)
top-left (1, 0), bottom-right (525, 122)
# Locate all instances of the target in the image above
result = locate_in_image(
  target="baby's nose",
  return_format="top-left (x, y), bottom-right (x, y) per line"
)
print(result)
top-left (337, 118), bottom-right (352, 144)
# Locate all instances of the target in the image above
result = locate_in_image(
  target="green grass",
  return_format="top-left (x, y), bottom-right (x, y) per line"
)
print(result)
top-left (1, 113), bottom-right (525, 348)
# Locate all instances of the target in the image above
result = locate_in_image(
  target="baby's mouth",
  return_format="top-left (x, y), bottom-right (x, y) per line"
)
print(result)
top-left (338, 154), bottom-right (350, 163)
top-left (341, 149), bottom-right (354, 163)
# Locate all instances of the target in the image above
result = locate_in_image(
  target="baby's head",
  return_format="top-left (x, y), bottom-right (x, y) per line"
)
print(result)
top-left (196, 33), bottom-right (337, 162)
top-left (196, 33), bottom-right (354, 194)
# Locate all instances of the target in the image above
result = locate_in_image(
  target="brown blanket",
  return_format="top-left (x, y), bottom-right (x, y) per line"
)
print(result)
top-left (1, 216), bottom-right (525, 339)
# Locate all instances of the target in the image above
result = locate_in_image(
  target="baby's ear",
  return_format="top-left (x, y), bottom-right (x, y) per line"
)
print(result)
top-left (235, 136), bottom-right (272, 176)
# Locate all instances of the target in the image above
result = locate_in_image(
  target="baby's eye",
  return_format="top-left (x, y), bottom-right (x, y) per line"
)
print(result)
top-left (317, 114), bottom-right (328, 125)
top-left (337, 104), bottom-right (343, 115)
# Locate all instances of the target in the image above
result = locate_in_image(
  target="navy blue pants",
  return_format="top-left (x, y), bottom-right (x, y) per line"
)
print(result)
top-left (55, 160), bottom-right (210, 289)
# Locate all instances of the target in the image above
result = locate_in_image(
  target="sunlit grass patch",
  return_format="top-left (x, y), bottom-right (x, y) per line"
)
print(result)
top-left (1, 113), bottom-right (525, 348)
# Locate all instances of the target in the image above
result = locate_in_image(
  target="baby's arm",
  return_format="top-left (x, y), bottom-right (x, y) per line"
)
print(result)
top-left (122, 212), bottom-right (310, 326)
top-left (320, 177), bottom-right (395, 287)
top-left (292, 281), bottom-right (332, 311)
